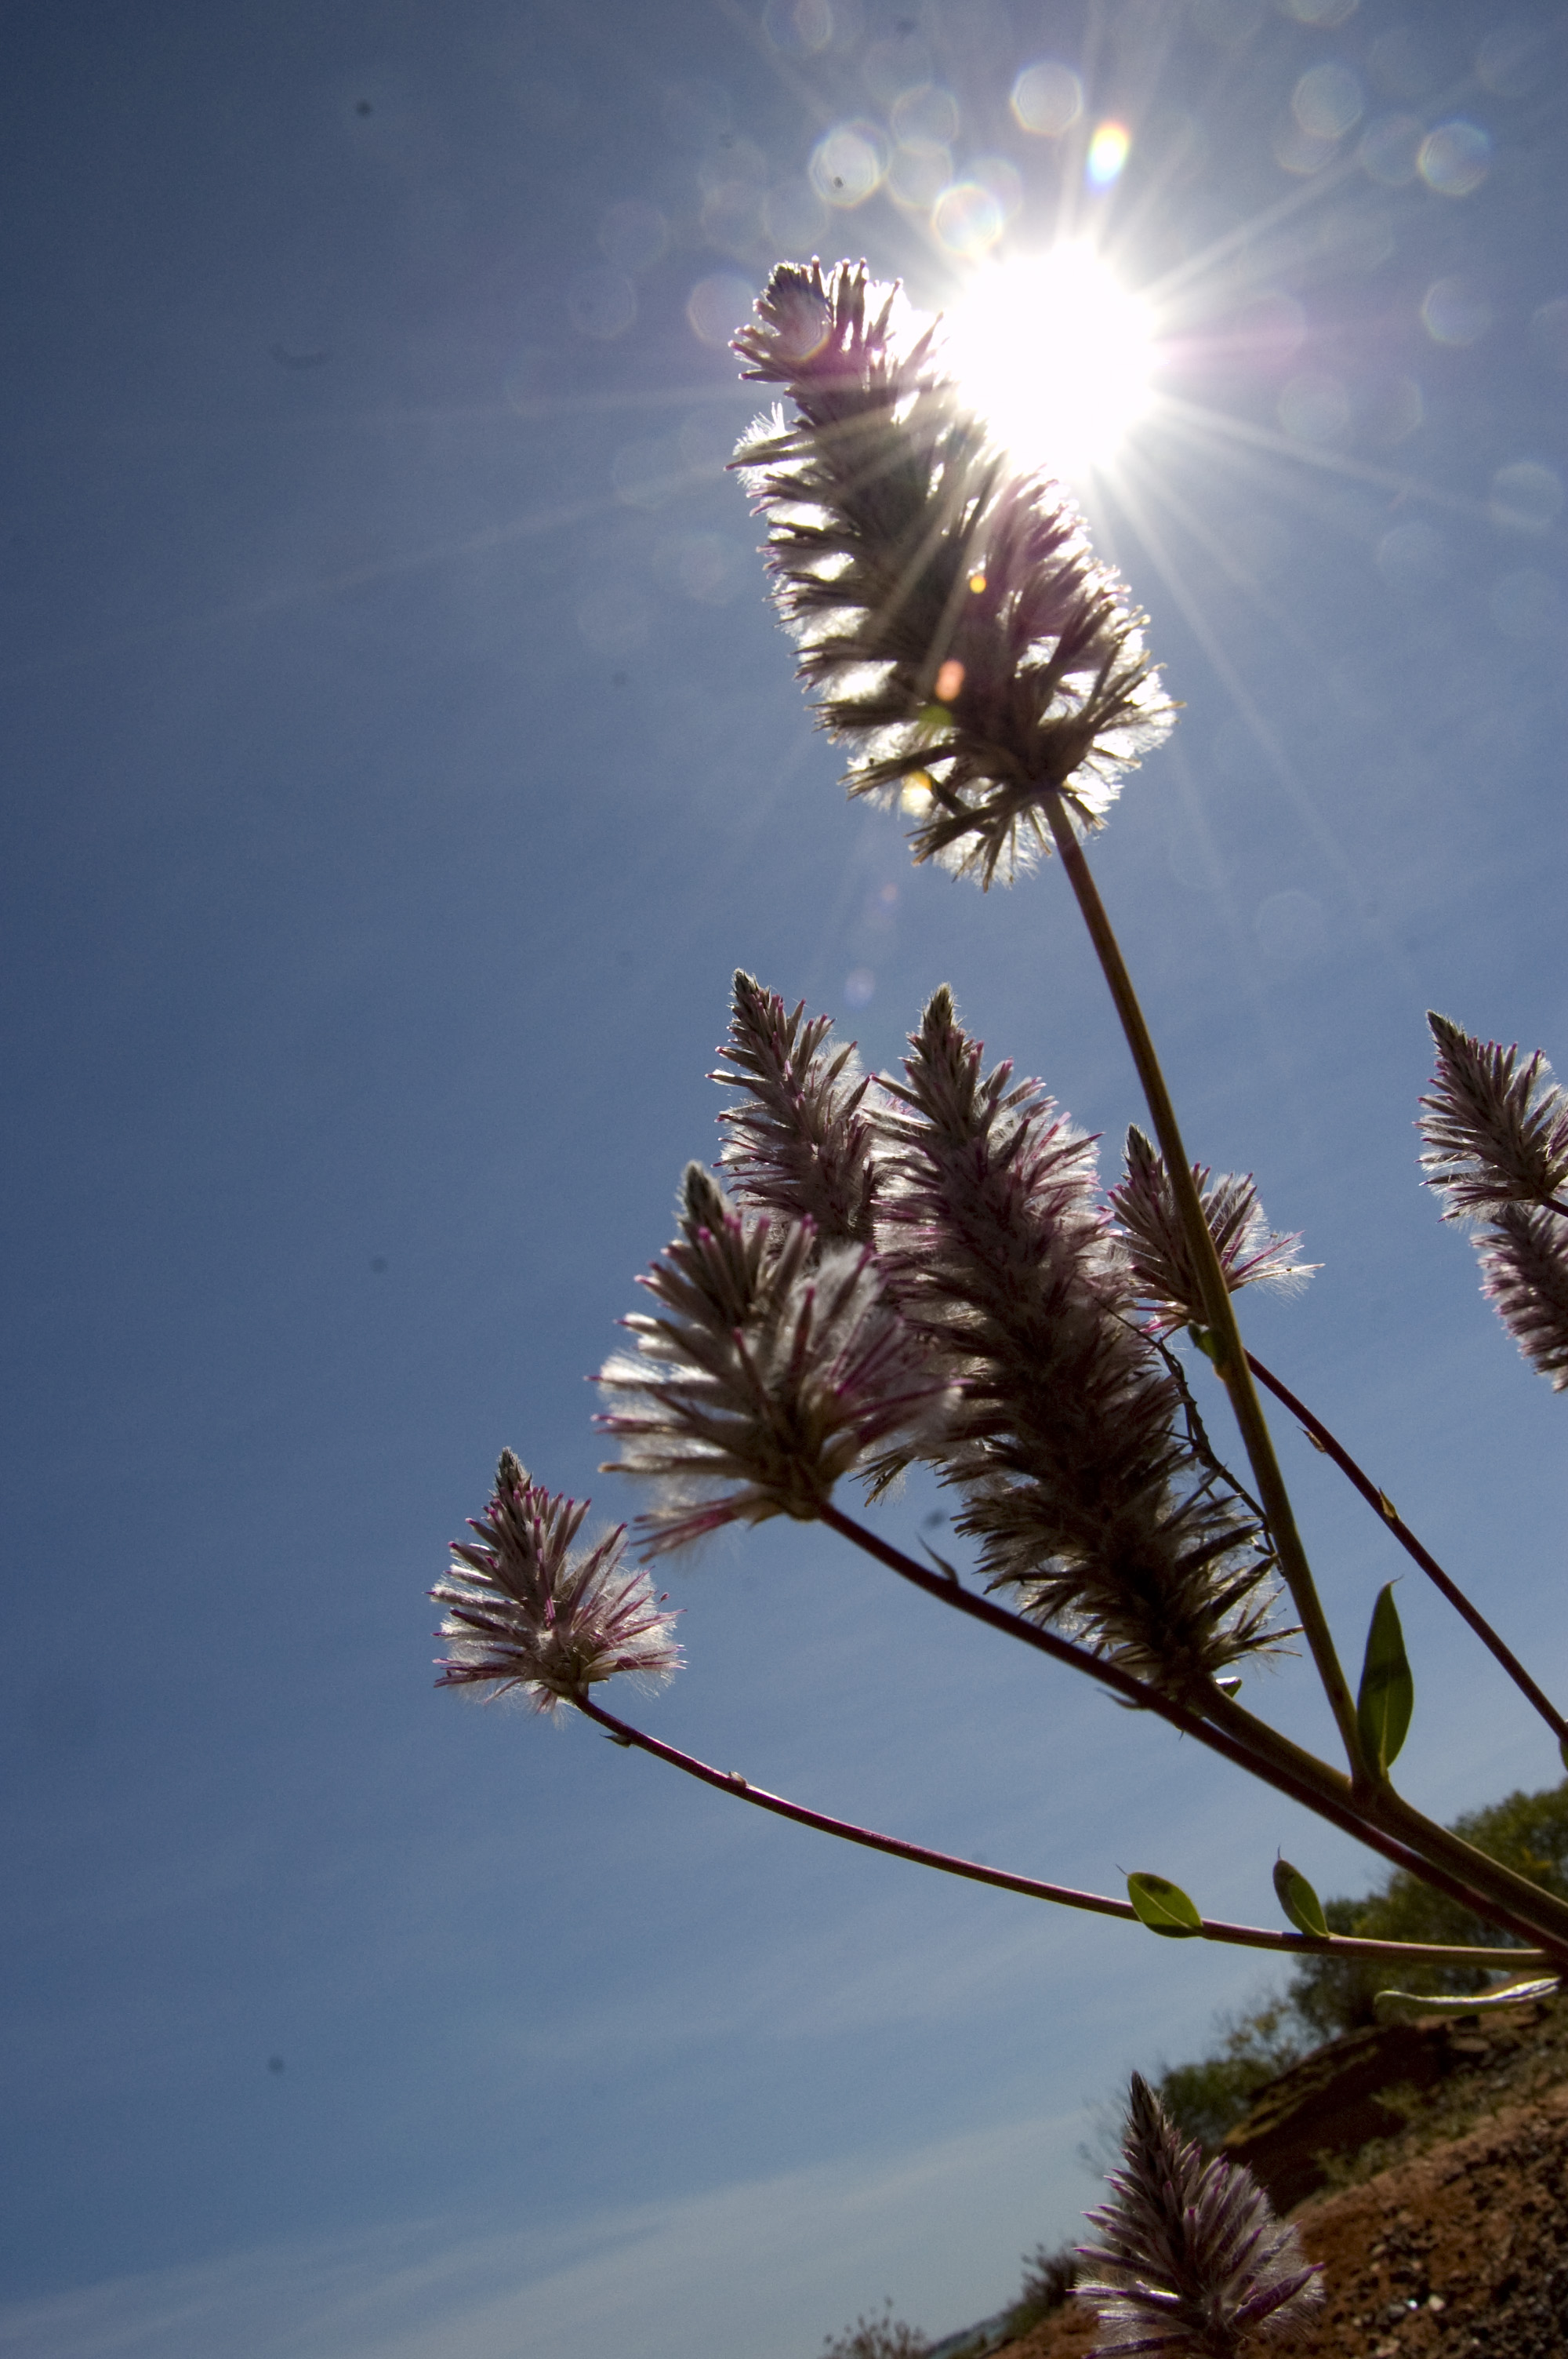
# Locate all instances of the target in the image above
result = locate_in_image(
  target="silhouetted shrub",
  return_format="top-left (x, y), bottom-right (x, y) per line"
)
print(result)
top-left (1007, 2241), bottom-right (1080, 2333)
top-left (821, 2299), bottom-right (929, 2359)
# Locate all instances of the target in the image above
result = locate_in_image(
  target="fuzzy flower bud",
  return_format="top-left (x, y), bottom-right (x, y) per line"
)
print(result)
top-left (1077, 2074), bottom-right (1323, 2356)
top-left (433, 1453), bottom-right (683, 1714)
top-left (1109, 1128), bottom-right (1314, 1334)
top-left (731, 259), bottom-right (1174, 889)
top-left (873, 993), bottom-right (1282, 1692)
top-left (1420, 1012), bottom-right (1568, 1221)
top-left (714, 969), bottom-right (880, 1246)
top-left (597, 1167), bottom-right (954, 1552)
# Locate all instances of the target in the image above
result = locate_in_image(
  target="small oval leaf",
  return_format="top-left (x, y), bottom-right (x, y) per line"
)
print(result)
top-left (1356, 1583), bottom-right (1414, 1777)
top-left (1272, 1857), bottom-right (1328, 1939)
top-left (1127, 1871), bottom-right (1203, 1939)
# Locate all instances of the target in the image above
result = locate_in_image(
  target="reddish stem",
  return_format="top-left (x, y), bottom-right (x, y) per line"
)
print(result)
top-left (573, 1696), bottom-right (1547, 1968)
top-left (1247, 1350), bottom-right (1568, 1748)
top-left (817, 1502), bottom-right (1568, 1962)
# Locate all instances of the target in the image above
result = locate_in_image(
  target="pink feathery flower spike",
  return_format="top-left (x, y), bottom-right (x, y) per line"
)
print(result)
top-left (1109, 1127), bottom-right (1314, 1335)
top-left (1077, 2074), bottom-right (1323, 2356)
top-left (597, 1164), bottom-right (955, 1552)
top-left (873, 990), bottom-right (1283, 1693)
top-left (731, 259), bottom-right (1174, 889)
top-left (1420, 1015), bottom-right (1568, 1389)
top-left (433, 1453), bottom-right (682, 1714)
top-left (1420, 1012), bottom-right (1568, 1221)
top-left (1476, 1207), bottom-right (1568, 1392)
top-left (713, 969), bottom-right (879, 1246)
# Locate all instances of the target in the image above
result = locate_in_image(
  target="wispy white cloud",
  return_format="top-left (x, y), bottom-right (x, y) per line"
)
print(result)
top-left (0, 2107), bottom-right (1093, 2359)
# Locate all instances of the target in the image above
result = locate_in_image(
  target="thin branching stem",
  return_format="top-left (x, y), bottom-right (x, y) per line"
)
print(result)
top-left (1014, 821), bottom-right (1568, 1944)
top-left (1151, 1329), bottom-right (1270, 1530)
top-left (1247, 1349), bottom-right (1568, 1747)
top-left (1040, 793), bottom-right (1367, 1777)
top-left (1199, 1682), bottom-right (1568, 1954)
top-left (573, 1696), bottom-right (1548, 1969)
top-left (818, 1502), bottom-right (1568, 1961)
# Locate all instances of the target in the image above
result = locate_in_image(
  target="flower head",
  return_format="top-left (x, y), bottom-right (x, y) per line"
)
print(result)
top-left (1109, 1128), bottom-right (1314, 1334)
top-left (1420, 1016), bottom-right (1568, 1390)
top-left (731, 259), bottom-right (1174, 889)
top-left (433, 1452), bottom-right (683, 1714)
top-left (873, 992), bottom-right (1282, 1692)
top-left (1077, 2074), bottom-right (1323, 2357)
top-left (714, 969), bottom-right (879, 1246)
top-left (1420, 1012), bottom-right (1568, 1221)
top-left (1477, 1205), bottom-right (1568, 1391)
top-left (597, 1165), bottom-right (953, 1552)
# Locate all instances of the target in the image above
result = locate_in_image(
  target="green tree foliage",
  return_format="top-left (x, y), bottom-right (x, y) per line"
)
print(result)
top-left (1156, 1778), bottom-right (1568, 2146)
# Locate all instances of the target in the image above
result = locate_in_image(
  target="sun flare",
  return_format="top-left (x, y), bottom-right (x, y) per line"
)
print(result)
top-left (941, 245), bottom-right (1155, 478)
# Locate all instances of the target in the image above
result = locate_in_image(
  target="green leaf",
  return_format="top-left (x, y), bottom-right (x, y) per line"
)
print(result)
top-left (1356, 1583), bottom-right (1414, 1777)
top-left (1272, 1857), bottom-right (1328, 1939)
top-left (1127, 1871), bottom-right (1203, 1939)
top-left (1374, 1977), bottom-right (1559, 2023)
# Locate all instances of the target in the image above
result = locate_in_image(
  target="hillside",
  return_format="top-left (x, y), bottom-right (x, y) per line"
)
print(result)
top-left (994, 1995), bottom-right (1568, 2359)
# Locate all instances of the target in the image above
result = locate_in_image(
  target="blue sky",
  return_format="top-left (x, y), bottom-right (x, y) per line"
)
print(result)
top-left (2, 1), bottom-right (1566, 2352)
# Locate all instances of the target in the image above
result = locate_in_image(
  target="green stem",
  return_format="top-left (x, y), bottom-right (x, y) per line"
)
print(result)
top-left (1247, 1350), bottom-right (1568, 1748)
top-left (1042, 794), bottom-right (1365, 1777)
top-left (1203, 1683), bottom-right (1568, 1954)
top-left (574, 1696), bottom-right (1551, 1970)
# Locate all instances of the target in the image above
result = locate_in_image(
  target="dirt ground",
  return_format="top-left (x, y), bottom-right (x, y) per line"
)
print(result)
top-left (995, 2001), bottom-right (1568, 2359)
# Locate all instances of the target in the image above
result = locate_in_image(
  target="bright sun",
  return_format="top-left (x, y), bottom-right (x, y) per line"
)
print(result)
top-left (941, 246), bottom-right (1156, 478)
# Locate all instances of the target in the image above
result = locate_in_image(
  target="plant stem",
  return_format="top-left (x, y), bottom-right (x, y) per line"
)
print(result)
top-left (1041, 794), bottom-right (1365, 1777)
top-left (1202, 1685), bottom-right (1568, 1954)
top-left (818, 1502), bottom-right (1568, 1962)
top-left (572, 1696), bottom-right (1549, 1970)
top-left (576, 1692), bottom-right (1128, 1918)
top-left (1247, 1349), bottom-right (1568, 1747)
top-left (1025, 804), bottom-right (1568, 1945)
